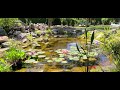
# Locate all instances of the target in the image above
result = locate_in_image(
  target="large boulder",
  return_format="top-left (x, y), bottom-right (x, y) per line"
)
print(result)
top-left (0, 36), bottom-right (8, 43)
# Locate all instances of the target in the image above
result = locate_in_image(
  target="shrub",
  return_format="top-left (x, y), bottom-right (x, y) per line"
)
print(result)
top-left (0, 18), bottom-right (19, 33)
top-left (4, 47), bottom-right (26, 64)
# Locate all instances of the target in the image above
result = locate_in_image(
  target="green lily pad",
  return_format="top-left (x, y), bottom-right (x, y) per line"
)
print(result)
top-left (82, 55), bottom-right (87, 60)
top-left (38, 55), bottom-right (46, 58)
top-left (88, 52), bottom-right (98, 57)
top-left (45, 57), bottom-right (50, 60)
top-left (32, 55), bottom-right (37, 58)
top-left (34, 53), bottom-right (39, 56)
top-left (47, 60), bottom-right (53, 63)
top-left (59, 54), bottom-right (65, 58)
top-left (54, 59), bottom-right (62, 62)
top-left (52, 58), bottom-right (58, 61)
top-left (78, 54), bottom-right (83, 57)
top-left (69, 57), bottom-right (74, 60)
top-left (61, 61), bottom-right (68, 64)
top-left (73, 57), bottom-right (79, 61)
top-left (24, 59), bottom-right (36, 63)
top-left (59, 58), bottom-right (65, 61)
top-left (37, 51), bottom-right (45, 55)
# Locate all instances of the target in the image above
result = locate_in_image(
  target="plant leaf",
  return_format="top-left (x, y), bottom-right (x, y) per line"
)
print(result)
top-left (85, 29), bottom-right (87, 39)
top-left (91, 30), bottom-right (94, 45)
top-left (76, 43), bottom-right (80, 53)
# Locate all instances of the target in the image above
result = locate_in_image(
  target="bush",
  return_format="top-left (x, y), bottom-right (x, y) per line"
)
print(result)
top-left (0, 18), bottom-right (19, 33)
top-left (4, 47), bottom-right (26, 64)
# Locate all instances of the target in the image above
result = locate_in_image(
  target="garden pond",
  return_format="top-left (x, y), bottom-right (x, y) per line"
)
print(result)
top-left (15, 37), bottom-right (116, 72)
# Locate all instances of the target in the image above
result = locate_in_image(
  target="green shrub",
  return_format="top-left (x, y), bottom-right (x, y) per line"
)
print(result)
top-left (0, 18), bottom-right (19, 32)
top-left (4, 47), bottom-right (26, 63)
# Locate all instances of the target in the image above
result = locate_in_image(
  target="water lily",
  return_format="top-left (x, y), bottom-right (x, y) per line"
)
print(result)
top-left (61, 49), bottom-right (69, 55)
top-left (27, 51), bottom-right (36, 56)
top-left (91, 65), bottom-right (96, 69)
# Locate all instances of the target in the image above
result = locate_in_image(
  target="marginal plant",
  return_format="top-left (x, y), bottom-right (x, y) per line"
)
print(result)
top-left (76, 28), bottom-right (95, 72)
top-left (4, 47), bottom-right (26, 64)
top-left (0, 58), bottom-right (11, 72)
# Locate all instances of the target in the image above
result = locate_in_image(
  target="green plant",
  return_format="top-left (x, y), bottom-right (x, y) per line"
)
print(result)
top-left (27, 34), bottom-right (33, 42)
top-left (4, 47), bottom-right (26, 64)
top-left (76, 28), bottom-right (95, 72)
top-left (0, 18), bottom-right (19, 33)
top-left (0, 58), bottom-right (11, 72)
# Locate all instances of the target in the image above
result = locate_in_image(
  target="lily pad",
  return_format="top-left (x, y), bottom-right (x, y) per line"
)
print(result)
top-left (34, 53), bottom-right (39, 56)
top-left (45, 57), bottom-right (50, 60)
top-left (47, 60), bottom-right (53, 63)
top-left (69, 58), bottom-right (74, 60)
top-left (59, 54), bottom-right (65, 58)
top-left (38, 55), bottom-right (46, 58)
top-left (37, 51), bottom-right (45, 55)
top-left (52, 58), bottom-right (58, 61)
top-left (54, 59), bottom-right (62, 62)
top-left (82, 55), bottom-right (87, 60)
top-left (24, 59), bottom-right (36, 63)
top-left (32, 55), bottom-right (37, 58)
top-left (73, 57), bottom-right (79, 61)
top-left (59, 58), bottom-right (65, 61)
top-left (61, 61), bottom-right (68, 64)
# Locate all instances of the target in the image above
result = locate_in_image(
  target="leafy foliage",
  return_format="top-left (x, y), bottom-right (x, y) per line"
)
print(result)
top-left (0, 58), bottom-right (11, 72)
top-left (4, 47), bottom-right (26, 63)
top-left (0, 18), bottom-right (18, 28)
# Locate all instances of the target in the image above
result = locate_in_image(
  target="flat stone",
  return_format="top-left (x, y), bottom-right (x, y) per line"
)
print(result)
top-left (0, 36), bottom-right (8, 43)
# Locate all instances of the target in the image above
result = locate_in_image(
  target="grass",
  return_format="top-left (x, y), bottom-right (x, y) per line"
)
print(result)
top-left (75, 25), bottom-right (111, 30)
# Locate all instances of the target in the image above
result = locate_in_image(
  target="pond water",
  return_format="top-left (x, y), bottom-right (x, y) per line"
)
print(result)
top-left (16, 37), bottom-right (116, 72)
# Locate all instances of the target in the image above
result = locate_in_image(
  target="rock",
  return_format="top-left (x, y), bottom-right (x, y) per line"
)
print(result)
top-left (32, 42), bottom-right (41, 49)
top-left (0, 36), bottom-right (8, 43)
top-left (0, 27), bottom-right (7, 36)
top-left (30, 32), bottom-right (37, 37)
top-left (22, 38), bottom-right (28, 43)
top-left (17, 33), bottom-right (27, 39)
top-left (0, 48), bottom-right (9, 57)
top-left (0, 48), bottom-right (9, 52)
top-left (13, 31), bottom-right (21, 36)
top-left (37, 38), bottom-right (44, 42)
top-left (1, 42), bottom-right (11, 48)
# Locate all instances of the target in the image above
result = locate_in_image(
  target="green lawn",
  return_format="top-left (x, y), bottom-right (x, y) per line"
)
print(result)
top-left (75, 25), bottom-right (111, 30)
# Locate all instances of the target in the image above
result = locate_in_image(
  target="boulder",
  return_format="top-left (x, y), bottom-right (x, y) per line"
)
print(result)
top-left (0, 36), bottom-right (8, 43)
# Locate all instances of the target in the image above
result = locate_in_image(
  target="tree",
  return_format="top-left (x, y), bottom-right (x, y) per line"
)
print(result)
top-left (60, 18), bottom-right (66, 25)
top-left (47, 18), bottom-right (54, 28)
